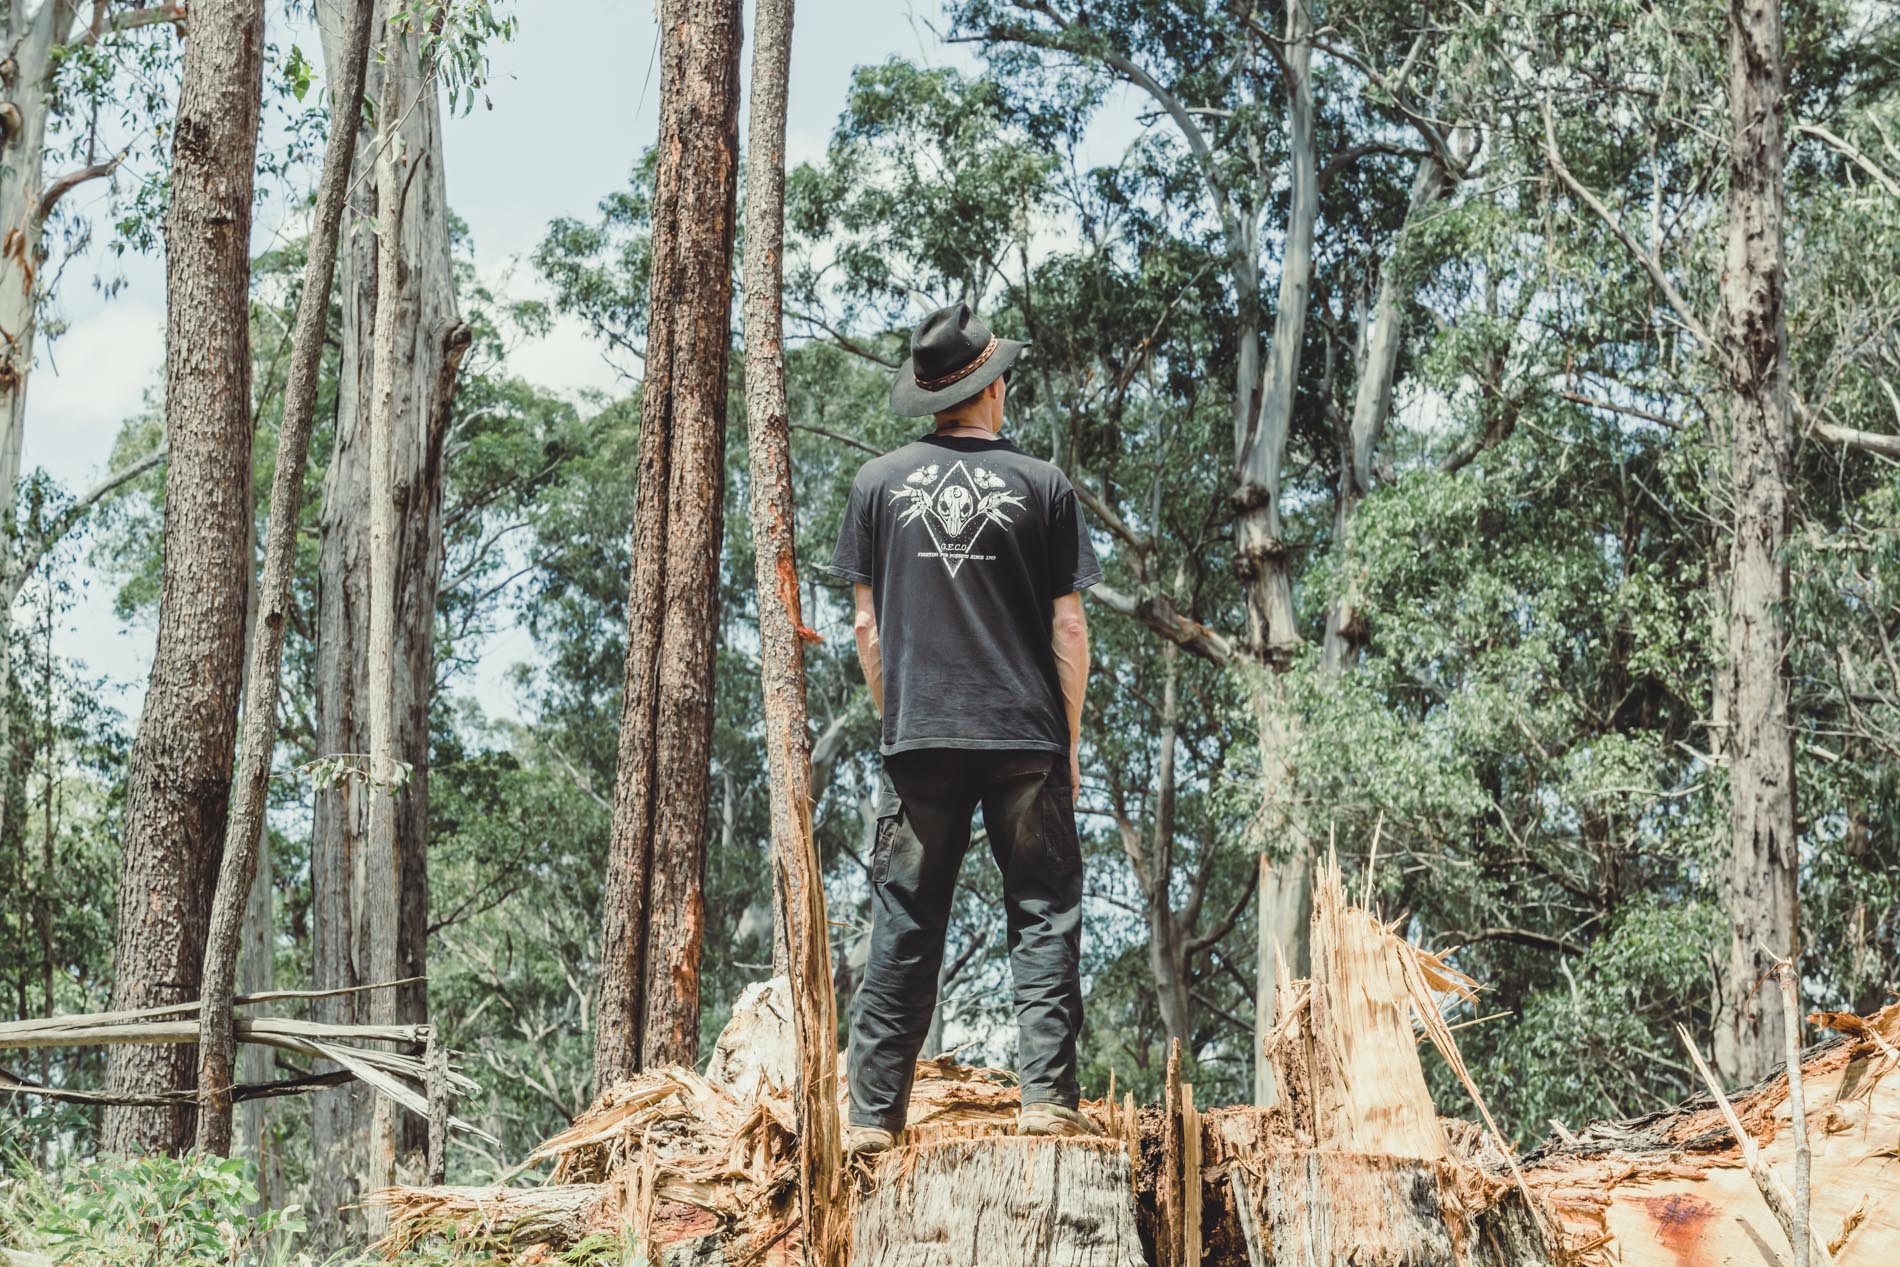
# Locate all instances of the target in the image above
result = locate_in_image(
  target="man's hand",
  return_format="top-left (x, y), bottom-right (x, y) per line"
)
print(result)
top-left (1051, 592), bottom-right (1089, 805)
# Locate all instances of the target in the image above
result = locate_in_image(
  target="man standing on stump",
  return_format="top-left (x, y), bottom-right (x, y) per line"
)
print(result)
top-left (830, 302), bottom-right (1103, 1154)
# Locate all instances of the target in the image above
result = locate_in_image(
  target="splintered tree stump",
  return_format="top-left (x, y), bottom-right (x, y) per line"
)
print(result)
top-left (853, 1139), bottom-right (1146, 1267)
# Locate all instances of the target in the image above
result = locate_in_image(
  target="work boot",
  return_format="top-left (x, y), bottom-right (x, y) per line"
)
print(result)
top-left (844, 1124), bottom-right (897, 1158)
top-left (1016, 1103), bottom-right (1103, 1138)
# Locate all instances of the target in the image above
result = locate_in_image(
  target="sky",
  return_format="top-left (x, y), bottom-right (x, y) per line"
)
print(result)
top-left (29, 1), bottom-right (1148, 725)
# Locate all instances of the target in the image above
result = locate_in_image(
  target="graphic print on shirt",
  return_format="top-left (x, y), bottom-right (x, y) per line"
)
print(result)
top-left (889, 459), bottom-right (1027, 578)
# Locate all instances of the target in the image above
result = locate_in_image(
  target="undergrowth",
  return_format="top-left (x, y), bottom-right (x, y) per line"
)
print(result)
top-left (0, 1155), bottom-right (647, 1267)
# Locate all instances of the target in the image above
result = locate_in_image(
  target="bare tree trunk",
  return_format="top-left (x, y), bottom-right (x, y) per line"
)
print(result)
top-left (594, 0), bottom-right (743, 1087)
top-left (365, 18), bottom-right (413, 1213)
top-left (1714, 0), bottom-right (1797, 1086)
top-left (742, 2), bottom-right (844, 1257)
top-left (194, 0), bottom-right (374, 1157)
top-left (1149, 645), bottom-right (1190, 1048)
top-left (310, 0), bottom-right (465, 1232)
top-left (1321, 155), bottom-right (1449, 673)
top-left (0, 4), bottom-right (182, 872)
top-left (238, 830), bottom-right (279, 1206)
top-left (102, 0), bottom-right (263, 1157)
top-left (1245, 0), bottom-right (1320, 1108)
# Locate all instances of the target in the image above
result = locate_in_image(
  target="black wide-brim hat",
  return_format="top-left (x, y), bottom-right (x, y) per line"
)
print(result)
top-left (890, 301), bottom-right (1027, 417)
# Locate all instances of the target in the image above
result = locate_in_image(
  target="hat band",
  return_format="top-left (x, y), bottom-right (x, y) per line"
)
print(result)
top-left (913, 334), bottom-right (998, 391)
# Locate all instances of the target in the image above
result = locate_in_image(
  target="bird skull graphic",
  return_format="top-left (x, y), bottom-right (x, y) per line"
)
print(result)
top-left (936, 483), bottom-right (974, 536)
top-left (889, 459), bottom-right (1028, 578)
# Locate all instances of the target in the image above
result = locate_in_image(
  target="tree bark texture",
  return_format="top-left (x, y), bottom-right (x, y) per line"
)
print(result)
top-left (310, 0), bottom-right (467, 1232)
top-left (593, 0), bottom-right (743, 1086)
top-left (102, 0), bottom-right (264, 1157)
top-left (740, 0), bottom-right (845, 1261)
top-left (365, 17), bottom-right (413, 1213)
top-left (194, 0), bottom-right (374, 1157)
top-left (1714, 0), bottom-right (1798, 1087)
top-left (1245, 0), bottom-right (1320, 1106)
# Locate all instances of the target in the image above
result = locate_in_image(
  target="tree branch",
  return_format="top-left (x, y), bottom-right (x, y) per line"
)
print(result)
top-left (1541, 97), bottom-right (1713, 351)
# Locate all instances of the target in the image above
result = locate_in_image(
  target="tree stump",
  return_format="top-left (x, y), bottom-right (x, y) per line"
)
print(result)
top-left (853, 1138), bottom-right (1145, 1267)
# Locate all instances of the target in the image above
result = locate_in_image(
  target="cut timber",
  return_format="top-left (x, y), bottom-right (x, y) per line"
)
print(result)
top-left (1526, 1008), bottom-right (1900, 1267)
top-left (853, 1138), bottom-right (1145, 1267)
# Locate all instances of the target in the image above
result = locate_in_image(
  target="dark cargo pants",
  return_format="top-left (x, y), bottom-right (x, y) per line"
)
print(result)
top-left (847, 747), bottom-right (1085, 1133)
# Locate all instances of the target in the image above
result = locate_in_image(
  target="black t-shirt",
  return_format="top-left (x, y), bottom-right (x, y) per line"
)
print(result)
top-left (830, 432), bottom-right (1103, 756)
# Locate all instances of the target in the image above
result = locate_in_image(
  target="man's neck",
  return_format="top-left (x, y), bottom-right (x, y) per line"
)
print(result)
top-left (934, 419), bottom-right (1002, 440)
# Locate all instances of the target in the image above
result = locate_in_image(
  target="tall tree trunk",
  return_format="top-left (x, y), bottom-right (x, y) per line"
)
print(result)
top-left (238, 829), bottom-right (280, 1206)
top-left (741, 2), bottom-right (843, 1257)
top-left (365, 19), bottom-right (412, 1212)
top-left (1148, 644), bottom-right (1190, 1048)
top-left (593, 0), bottom-right (743, 1087)
top-left (1714, 0), bottom-right (1797, 1086)
top-left (1321, 154), bottom-right (1449, 673)
top-left (1246, 0), bottom-right (1319, 1107)
top-left (102, 0), bottom-right (263, 1157)
top-left (310, 0), bottom-right (465, 1232)
top-left (194, 0), bottom-right (374, 1157)
top-left (0, 4), bottom-right (181, 880)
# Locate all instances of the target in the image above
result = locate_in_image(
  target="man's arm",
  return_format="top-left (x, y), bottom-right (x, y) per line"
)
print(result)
top-left (852, 582), bottom-right (884, 716)
top-left (1051, 591), bottom-right (1089, 802)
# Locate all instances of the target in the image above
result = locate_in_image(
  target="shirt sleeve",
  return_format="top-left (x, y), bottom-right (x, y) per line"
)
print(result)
top-left (1048, 485), bottom-right (1103, 594)
top-left (829, 474), bottom-right (875, 584)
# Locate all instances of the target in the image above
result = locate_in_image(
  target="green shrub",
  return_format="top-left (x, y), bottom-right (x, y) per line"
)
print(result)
top-left (2, 1153), bottom-right (302, 1267)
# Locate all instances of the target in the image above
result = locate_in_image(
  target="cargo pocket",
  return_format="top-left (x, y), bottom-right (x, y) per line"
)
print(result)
top-left (871, 773), bottom-right (903, 886)
top-left (1038, 773), bottom-right (1083, 872)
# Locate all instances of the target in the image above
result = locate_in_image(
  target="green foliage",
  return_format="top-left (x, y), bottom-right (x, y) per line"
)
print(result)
top-left (2, 1154), bottom-right (302, 1267)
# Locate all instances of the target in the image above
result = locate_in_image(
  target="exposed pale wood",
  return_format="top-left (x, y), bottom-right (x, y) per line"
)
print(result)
top-left (1306, 854), bottom-right (1446, 1159)
top-left (1182, 1084), bottom-right (1202, 1267)
top-left (852, 1140), bottom-right (1145, 1267)
top-left (1680, 1025), bottom-right (1834, 1266)
top-left (1160, 1039), bottom-right (1184, 1267)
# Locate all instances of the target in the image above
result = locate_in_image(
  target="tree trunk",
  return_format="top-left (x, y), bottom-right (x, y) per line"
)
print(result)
top-left (1320, 154), bottom-right (1449, 673)
top-left (365, 18), bottom-right (413, 1214)
top-left (310, 0), bottom-right (465, 1232)
top-left (1713, 0), bottom-right (1797, 1087)
top-left (1244, 0), bottom-right (1320, 1107)
top-left (593, 0), bottom-right (743, 1087)
top-left (194, 0), bottom-right (374, 1158)
top-left (0, 3), bottom-right (183, 883)
top-left (102, 0), bottom-right (264, 1157)
top-left (1148, 645), bottom-right (1190, 1049)
top-left (853, 1140), bottom-right (1146, 1267)
top-left (740, 0), bottom-right (845, 1260)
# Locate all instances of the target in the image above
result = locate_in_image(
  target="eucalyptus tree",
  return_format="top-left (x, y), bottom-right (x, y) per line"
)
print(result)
top-left (0, 2), bottom-right (182, 900)
top-left (103, 0), bottom-right (263, 1157)
top-left (593, 0), bottom-right (745, 1086)
top-left (307, 0), bottom-right (502, 1229)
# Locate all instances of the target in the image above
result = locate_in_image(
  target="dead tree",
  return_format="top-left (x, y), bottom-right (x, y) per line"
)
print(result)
top-left (102, 0), bottom-right (264, 1157)
top-left (594, 0), bottom-right (744, 1086)
top-left (740, 0), bottom-right (845, 1260)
